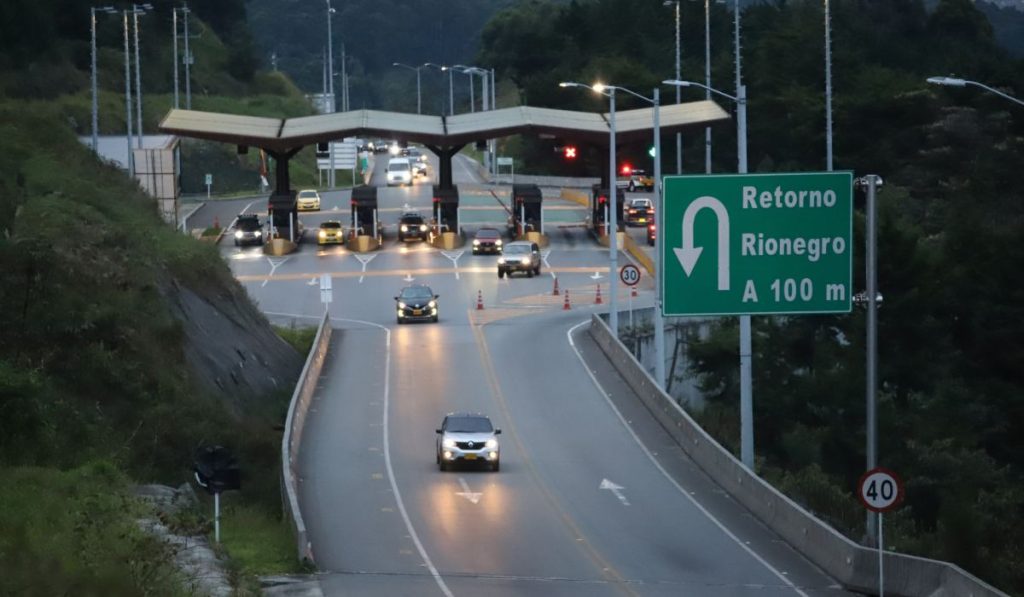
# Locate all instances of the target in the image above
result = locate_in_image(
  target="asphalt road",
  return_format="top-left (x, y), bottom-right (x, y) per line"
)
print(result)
top-left (222, 152), bottom-right (849, 596)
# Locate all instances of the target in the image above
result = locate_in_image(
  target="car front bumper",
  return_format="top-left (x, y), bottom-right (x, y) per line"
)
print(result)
top-left (440, 446), bottom-right (499, 464)
top-left (397, 306), bottom-right (437, 321)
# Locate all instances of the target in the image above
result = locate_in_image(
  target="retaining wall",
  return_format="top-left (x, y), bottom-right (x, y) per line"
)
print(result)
top-left (587, 313), bottom-right (1006, 597)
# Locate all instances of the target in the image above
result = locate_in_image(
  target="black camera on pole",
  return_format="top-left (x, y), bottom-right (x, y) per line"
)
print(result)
top-left (193, 445), bottom-right (240, 495)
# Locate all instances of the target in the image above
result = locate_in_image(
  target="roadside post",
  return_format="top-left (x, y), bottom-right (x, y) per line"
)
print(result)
top-left (204, 173), bottom-right (212, 198)
top-left (858, 467), bottom-right (904, 597)
top-left (620, 264), bottom-right (641, 329)
top-left (192, 445), bottom-right (240, 544)
top-left (320, 274), bottom-right (333, 313)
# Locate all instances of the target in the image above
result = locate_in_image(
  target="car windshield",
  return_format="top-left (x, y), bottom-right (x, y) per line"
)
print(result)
top-left (505, 244), bottom-right (529, 254)
top-left (401, 215), bottom-right (423, 225)
top-left (400, 286), bottom-right (434, 300)
top-left (446, 416), bottom-right (493, 433)
top-left (476, 229), bottom-right (500, 239)
top-left (320, 222), bottom-right (342, 229)
top-left (237, 218), bottom-right (260, 231)
top-left (298, 191), bottom-right (318, 198)
top-left (389, 162), bottom-right (410, 171)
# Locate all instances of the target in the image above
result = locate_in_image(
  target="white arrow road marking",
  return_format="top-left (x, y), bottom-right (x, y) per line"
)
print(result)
top-left (590, 271), bottom-right (604, 280)
top-left (541, 250), bottom-right (555, 278)
top-left (600, 478), bottom-right (630, 506)
top-left (674, 195), bottom-right (730, 291)
top-left (456, 477), bottom-right (482, 504)
top-left (354, 253), bottom-right (377, 284)
top-left (306, 277), bottom-right (318, 286)
top-left (441, 250), bottom-right (464, 280)
top-left (404, 273), bottom-right (415, 282)
top-left (262, 256), bottom-right (291, 288)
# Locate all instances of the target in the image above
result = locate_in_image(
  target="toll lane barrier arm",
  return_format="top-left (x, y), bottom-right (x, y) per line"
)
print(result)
top-left (280, 310), bottom-right (333, 565)
top-left (586, 314), bottom-right (1008, 597)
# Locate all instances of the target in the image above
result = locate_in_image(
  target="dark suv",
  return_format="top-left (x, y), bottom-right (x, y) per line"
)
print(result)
top-left (398, 212), bottom-right (428, 242)
top-left (233, 214), bottom-right (264, 246)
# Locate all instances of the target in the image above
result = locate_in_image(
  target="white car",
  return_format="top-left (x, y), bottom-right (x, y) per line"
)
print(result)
top-left (436, 413), bottom-right (501, 471)
top-left (296, 189), bottom-right (321, 211)
top-left (386, 158), bottom-right (413, 186)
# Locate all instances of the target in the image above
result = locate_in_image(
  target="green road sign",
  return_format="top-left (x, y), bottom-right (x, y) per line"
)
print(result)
top-left (661, 172), bottom-right (853, 316)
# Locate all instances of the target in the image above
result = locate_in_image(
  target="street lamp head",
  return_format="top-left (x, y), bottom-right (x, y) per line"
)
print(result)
top-left (662, 79), bottom-right (692, 87)
top-left (927, 76), bottom-right (966, 87)
top-left (592, 83), bottom-right (607, 93)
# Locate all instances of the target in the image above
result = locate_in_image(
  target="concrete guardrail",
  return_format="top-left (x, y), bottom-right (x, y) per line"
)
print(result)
top-left (587, 313), bottom-right (1007, 597)
top-left (280, 311), bottom-right (332, 565)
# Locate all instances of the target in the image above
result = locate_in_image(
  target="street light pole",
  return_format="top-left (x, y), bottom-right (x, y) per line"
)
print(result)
top-left (448, 67), bottom-right (454, 115)
top-left (825, 0), bottom-right (834, 171)
top-left (182, 3), bottom-right (191, 110)
top-left (393, 63), bottom-right (423, 114)
top-left (927, 76), bottom-right (1024, 107)
top-left (122, 10), bottom-right (134, 176)
top-left (91, 6), bottom-right (115, 152)
top-left (667, 1), bottom-right (683, 174)
top-left (172, 7), bottom-right (179, 109)
top-left (703, 0), bottom-right (713, 173)
top-left (652, 87), bottom-right (665, 388)
top-left (860, 173), bottom-right (882, 545)
top-left (131, 4), bottom-right (147, 148)
top-left (664, 76), bottom-right (752, 468)
top-left (608, 86), bottom-right (619, 336)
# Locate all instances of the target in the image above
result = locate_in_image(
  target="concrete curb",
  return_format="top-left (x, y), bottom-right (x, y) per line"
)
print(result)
top-left (281, 311), bottom-right (332, 566)
top-left (586, 313), bottom-right (1007, 597)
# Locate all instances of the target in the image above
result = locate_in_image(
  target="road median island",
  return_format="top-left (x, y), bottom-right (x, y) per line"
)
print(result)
top-left (280, 310), bottom-right (333, 566)
top-left (586, 313), bottom-right (1007, 597)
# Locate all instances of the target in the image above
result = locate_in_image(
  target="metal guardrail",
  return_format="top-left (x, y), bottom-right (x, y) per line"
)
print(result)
top-left (587, 313), bottom-right (1007, 597)
top-left (280, 311), bottom-right (333, 565)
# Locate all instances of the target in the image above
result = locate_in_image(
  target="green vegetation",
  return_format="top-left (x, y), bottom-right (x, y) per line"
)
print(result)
top-left (274, 325), bottom-right (318, 355)
top-left (480, 0), bottom-right (1023, 591)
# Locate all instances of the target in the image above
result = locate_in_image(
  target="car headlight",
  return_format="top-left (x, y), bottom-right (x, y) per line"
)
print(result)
top-left (497, 257), bottom-right (506, 264)
top-left (427, 300), bottom-right (436, 309)
top-left (234, 231), bottom-right (243, 239)
top-left (521, 257), bottom-right (531, 265)
top-left (400, 225), bottom-right (408, 232)
top-left (398, 302), bottom-right (407, 309)
top-left (419, 225), bottom-right (427, 232)
top-left (485, 439), bottom-right (498, 449)
top-left (442, 438), bottom-right (456, 449)
top-left (254, 230), bottom-right (262, 236)
top-left (319, 230), bottom-right (327, 237)
top-left (473, 239), bottom-right (480, 245)
top-left (495, 239), bottom-right (503, 246)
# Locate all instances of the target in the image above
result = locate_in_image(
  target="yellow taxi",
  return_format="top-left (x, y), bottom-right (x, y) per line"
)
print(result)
top-left (296, 189), bottom-right (321, 211)
top-left (317, 220), bottom-right (345, 245)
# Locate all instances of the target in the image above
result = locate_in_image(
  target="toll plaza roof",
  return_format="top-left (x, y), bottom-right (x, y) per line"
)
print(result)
top-left (159, 100), bottom-right (730, 154)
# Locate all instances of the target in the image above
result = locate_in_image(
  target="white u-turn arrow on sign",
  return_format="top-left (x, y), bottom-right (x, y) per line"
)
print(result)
top-left (674, 196), bottom-right (731, 291)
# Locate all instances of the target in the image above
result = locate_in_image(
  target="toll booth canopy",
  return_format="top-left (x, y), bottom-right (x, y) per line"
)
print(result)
top-left (432, 185), bottom-right (460, 233)
top-left (510, 183), bottom-right (543, 236)
top-left (350, 185), bottom-right (378, 236)
top-left (590, 184), bottom-right (625, 233)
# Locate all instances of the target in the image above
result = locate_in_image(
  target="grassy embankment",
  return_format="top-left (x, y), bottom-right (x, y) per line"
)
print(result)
top-left (0, 94), bottom-right (317, 594)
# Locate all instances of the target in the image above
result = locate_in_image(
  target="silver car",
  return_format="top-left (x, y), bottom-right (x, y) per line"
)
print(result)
top-left (436, 413), bottom-right (501, 472)
top-left (497, 241), bottom-right (541, 278)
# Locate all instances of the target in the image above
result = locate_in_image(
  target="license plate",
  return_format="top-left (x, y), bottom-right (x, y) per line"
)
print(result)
top-left (638, 218), bottom-right (646, 223)
top-left (413, 309), bottom-right (422, 316)
top-left (464, 454), bottom-right (477, 460)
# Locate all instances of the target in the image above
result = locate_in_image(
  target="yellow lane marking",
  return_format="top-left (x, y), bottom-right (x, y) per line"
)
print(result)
top-left (236, 266), bottom-right (610, 283)
top-left (468, 310), bottom-right (639, 596)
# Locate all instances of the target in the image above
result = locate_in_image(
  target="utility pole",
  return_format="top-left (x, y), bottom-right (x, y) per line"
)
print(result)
top-left (122, 10), bottom-right (134, 176)
top-left (132, 4), bottom-right (144, 147)
top-left (182, 3), bottom-right (192, 109)
top-left (172, 7), bottom-right (179, 109)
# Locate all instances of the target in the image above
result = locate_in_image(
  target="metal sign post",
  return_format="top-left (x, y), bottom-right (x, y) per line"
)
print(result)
top-left (204, 173), bottom-right (212, 199)
top-left (858, 467), bottom-right (904, 597)
top-left (320, 274), bottom-right (333, 312)
top-left (620, 264), bottom-right (641, 330)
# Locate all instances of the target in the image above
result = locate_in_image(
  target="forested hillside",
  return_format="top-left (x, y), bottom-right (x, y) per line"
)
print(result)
top-left (479, 0), bottom-right (1024, 591)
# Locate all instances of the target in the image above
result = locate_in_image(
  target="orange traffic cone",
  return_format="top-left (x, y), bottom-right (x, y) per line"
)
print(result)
top-left (476, 290), bottom-right (484, 310)
top-left (552, 277), bottom-right (560, 296)
top-left (563, 289), bottom-right (571, 310)
top-left (595, 284), bottom-right (603, 304)
top-left (213, 215), bottom-right (221, 229)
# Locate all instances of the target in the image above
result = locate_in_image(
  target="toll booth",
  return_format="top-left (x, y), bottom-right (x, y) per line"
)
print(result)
top-left (510, 184), bottom-right (543, 236)
top-left (350, 185), bottom-right (379, 237)
top-left (432, 185), bottom-right (460, 234)
top-left (590, 184), bottom-right (625, 235)
top-left (268, 191), bottom-right (298, 240)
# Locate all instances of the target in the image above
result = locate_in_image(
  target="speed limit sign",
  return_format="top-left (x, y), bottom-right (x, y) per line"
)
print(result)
top-left (857, 467), bottom-right (903, 513)
top-left (620, 264), bottom-right (641, 286)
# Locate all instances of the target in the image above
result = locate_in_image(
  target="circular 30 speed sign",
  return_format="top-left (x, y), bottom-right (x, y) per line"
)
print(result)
top-left (620, 264), bottom-right (641, 287)
top-left (857, 467), bottom-right (904, 513)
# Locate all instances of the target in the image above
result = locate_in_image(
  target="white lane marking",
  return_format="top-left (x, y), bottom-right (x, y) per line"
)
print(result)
top-left (228, 200), bottom-right (258, 230)
top-left (404, 273), bottom-right (415, 282)
top-left (262, 256), bottom-right (292, 288)
top-left (541, 250), bottom-right (555, 279)
top-left (566, 321), bottom-right (811, 597)
top-left (454, 154), bottom-right (481, 184)
top-left (441, 250), bottom-right (463, 280)
top-left (262, 312), bottom-right (454, 597)
top-left (599, 479), bottom-right (630, 506)
top-left (456, 477), bottom-right (482, 504)
top-left (354, 253), bottom-right (377, 284)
